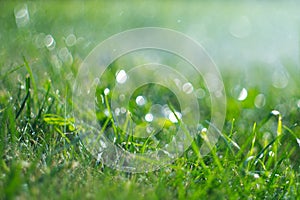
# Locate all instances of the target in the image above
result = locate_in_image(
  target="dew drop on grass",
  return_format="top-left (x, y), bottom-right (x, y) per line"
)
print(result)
top-left (271, 110), bottom-right (280, 116)
top-left (168, 111), bottom-right (182, 123)
top-left (232, 85), bottom-right (247, 101)
top-left (253, 173), bottom-right (260, 179)
top-left (104, 88), bottom-right (110, 95)
top-left (44, 35), bottom-right (56, 50)
top-left (238, 88), bottom-right (248, 101)
top-left (116, 70), bottom-right (127, 84)
top-left (136, 96), bottom-right (146, 106)
top-left (145, 113), bottom-right (153, 122)
top-left (201, 127), bottom-right (208, 133)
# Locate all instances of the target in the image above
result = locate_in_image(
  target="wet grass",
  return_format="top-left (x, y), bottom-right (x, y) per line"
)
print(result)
top-left (1, 1), bottom-right (300, 199)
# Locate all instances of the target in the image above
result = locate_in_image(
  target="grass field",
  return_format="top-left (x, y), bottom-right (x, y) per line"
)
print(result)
top-left (1, 1), bottom-right (300, 199)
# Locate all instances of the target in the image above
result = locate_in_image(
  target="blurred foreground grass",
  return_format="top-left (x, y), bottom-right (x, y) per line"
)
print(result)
top-left (0, 1), bottom-right (300, 199)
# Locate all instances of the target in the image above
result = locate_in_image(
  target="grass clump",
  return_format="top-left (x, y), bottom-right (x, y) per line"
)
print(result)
top-left (0, 59), bottom-right (299, 199)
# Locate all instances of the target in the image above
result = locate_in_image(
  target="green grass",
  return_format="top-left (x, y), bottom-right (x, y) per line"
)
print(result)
top-left (1, 1), bottom-right (300, 199)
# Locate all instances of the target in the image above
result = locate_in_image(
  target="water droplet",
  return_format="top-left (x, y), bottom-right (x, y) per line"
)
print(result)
top-left (14, 4), bottom-right (30, 27)
top-left (168, 111), bottom-right (182, 123)
top-left (254, 94), bottom-right (266, 108)
top-left (145, 113), bottom-right (154, 122)
top-left (116, 70), bottom-right (127, 84)
top-left (44, 35), bottom-right (56, 50)
top-left (271, 110), bottom-right (280, 116)
top-left (182, 82), bottom-right (194, 94)
top-left (136, 96), bottom-right (146, 106)
top-left (253, 173), bottom-right (260, 179)
top-left (104, 88), bottom-right (110, 95)
top-left (238, 88), bottom-right (248, 101)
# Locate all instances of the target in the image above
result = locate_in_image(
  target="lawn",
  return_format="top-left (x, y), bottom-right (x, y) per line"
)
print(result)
top-left (0, 1), bottom-right (299, 199)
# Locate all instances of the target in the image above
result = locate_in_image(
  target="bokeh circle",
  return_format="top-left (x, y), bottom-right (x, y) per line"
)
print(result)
top-left (73, 27), bottom-right (226, 172)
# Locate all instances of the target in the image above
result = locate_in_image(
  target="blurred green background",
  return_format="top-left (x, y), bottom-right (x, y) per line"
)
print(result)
top-left (1, 0), bottom-right (299, 125)
top-left (1, 1), bottom-right (299, 70)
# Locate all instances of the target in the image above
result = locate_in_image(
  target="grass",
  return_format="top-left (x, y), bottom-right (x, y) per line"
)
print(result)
top-left (1, 1), bottom-right (300, 199)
